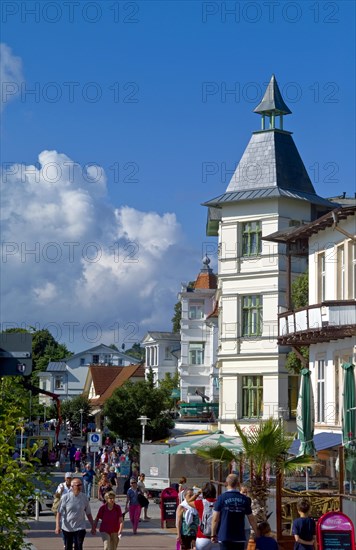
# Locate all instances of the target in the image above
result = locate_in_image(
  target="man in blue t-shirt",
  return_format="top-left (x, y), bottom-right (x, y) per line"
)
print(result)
top-left (211, 474), bottom-right (258, 550)
top-left (81, 462), bottom-right (95, 500)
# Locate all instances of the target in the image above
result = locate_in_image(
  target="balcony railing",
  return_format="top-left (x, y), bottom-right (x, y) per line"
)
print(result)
top-left (278, 300), bottom-right (356, 346)
top-left (178, 402), bottom-right (219, 422)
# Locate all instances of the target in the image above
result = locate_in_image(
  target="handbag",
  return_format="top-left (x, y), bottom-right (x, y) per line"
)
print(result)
top-left (137, 493), bottom-right (149, 507)
top-left (51, 492), bottom-right (61, 514)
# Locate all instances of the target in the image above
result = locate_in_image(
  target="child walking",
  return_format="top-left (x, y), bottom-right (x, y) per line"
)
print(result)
top-left (255, 521), bottom-right (278, 550)
top-left (94, 491), bottom-right (123, 549)
top-left (292, 499), bottom-right (316, 550)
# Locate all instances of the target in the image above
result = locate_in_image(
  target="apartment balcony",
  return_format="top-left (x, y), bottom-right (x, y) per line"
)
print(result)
top-left (278, 300), bottom-right (356, 346)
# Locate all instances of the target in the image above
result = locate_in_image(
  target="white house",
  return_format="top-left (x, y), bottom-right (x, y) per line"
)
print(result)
top-left (37, 344), bottom-right (140, 402)
top-left (178, 256), bottom-right (219, 404)
top-left (203, 75), bottom-right (336, 434)
top-left (141, 332), bottom-right (180, 386)
top-left (273, 205), bottom-right (356, 436)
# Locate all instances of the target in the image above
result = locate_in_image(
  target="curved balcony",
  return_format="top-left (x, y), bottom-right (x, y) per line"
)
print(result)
top-left (278, 300), bottom-right (356, 346)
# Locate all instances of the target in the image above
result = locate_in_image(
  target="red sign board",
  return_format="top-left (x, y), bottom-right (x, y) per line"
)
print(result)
top-left (317, 512), bottom-right (355, 550)
top-left (160, 487), bottom-right (178, 528)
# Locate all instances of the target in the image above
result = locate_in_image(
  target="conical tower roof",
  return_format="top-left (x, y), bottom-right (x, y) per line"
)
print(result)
top-left (203, 75), bottom-right (336, 212)
top-left (254, 74), bottom-right (291, 115)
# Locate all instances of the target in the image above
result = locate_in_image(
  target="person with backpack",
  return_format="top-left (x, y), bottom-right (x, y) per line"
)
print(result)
top-left (176, 488), bottom-right (199, 550)
top-left (187, 482), bottom-right (219, 549)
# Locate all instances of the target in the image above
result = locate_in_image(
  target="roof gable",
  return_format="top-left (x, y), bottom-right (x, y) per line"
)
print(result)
top-left (90, 366), bottom-right (123, 396)
top-left (93, 363), bottom-right (145, 405)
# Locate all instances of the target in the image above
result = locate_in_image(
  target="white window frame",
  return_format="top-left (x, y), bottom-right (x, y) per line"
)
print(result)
top-left (188, 301), bottom-right (204, 320)
top-left (316, 359), bottom-right (325, 423)
top-left (337, 245), bottom-right (345, 299)
top-left (189, 343), bottom-right (204, 365)
top-left (317, 252), bottom-right (326, 302)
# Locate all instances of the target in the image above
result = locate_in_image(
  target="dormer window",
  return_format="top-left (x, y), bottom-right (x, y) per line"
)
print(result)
top-left (188, 301), bottom-right (204, 320)
top-left (54, 376), bottom-right (64, 390)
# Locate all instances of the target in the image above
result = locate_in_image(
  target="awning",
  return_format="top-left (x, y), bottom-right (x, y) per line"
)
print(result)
top-left (289, 432), bottom-right (342, 455)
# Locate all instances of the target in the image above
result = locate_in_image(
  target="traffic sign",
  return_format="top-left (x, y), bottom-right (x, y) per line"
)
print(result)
top-left (90, 445), bottom-right (100, 453)
top-left (88, 432), bottom-right (102, 446)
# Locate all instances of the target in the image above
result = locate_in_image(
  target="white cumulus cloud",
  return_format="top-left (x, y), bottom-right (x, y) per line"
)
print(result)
top-left (0, 43), bottom-right (23, 112)
top-left (0, 150), bottom-right (195, 351)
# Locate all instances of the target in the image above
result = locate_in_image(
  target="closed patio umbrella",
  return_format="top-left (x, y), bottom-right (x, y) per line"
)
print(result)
top-left (342, 362), bottom-right (356, 447)
top-left (296, 368), bottom-right (316, 489)
top-left (342, 362), bottom-right (356, 491)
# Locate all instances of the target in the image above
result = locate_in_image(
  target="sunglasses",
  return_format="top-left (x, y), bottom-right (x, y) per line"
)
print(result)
top-left (71, 483), bottom-right (82, 487)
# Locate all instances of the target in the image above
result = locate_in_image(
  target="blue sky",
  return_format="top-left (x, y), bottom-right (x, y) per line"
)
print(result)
top-left (1, 1), bottom-right (355, 352)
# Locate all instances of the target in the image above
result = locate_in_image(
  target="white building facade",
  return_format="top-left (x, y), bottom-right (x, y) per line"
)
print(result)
top-left (178, 257), bottom-right (219, 403)
top-left (37, 344), bottom-right (139, 401)
top-left (141, 332), bottom-right (180, 386)
top-left (276, 206), bottom-right (356, 435)
top-left (203, 75), bottom-right (336, 434)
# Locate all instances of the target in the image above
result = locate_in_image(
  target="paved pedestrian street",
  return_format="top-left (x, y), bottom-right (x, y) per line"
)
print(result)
top-left (26, 494), bottom-right (177, 550)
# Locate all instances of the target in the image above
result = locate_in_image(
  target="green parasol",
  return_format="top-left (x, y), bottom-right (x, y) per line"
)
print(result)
top-left (296, 368), bottom-right (316, 457)
top-left (341, 363), bottom-right (356, 447)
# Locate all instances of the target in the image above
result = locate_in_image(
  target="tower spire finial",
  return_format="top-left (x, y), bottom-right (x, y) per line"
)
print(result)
top-left (254, 75), bottom-right (291, 131)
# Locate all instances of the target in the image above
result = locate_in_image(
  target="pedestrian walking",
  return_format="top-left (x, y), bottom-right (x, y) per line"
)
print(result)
top-left (176, 488), bottom-right (199, 550)
top-left (55, 472), bottom-right (73, 496)
top-left (94, 490), bottom-right (123, 549)
top-left (98, 472), bottom-right (113, 502)
top-left (59, 447), bottom-right (67, 471)
top-left (69, 443), bottom-right (76, 471)
top-left (292, 499), bottom-right (316, 550)
top-left (178, 476), bottom-right (187, 503)
top-left (82, 462), bottom-right (96, 500)
top-left (125, 477), bottom-right (141, 534)
top-left (108, 466), bottom-right (118, 489)
top-left (74, 448), bottom-right (82, 469)
top-left (211, 474), bottom-right (258, 550)
top-left (137, 473), bottom-right (151, 521)
top-left (55, 476), bottom-right (96, 550)
top-left (187, 482), bottom-right (219, 549)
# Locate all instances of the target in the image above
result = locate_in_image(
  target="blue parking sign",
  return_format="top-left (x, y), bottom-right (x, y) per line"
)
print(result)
top-left (89, 433), bottom-right (101, 446)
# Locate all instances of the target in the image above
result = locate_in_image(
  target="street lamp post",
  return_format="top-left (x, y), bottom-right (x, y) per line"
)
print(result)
top-left (79, 408), bottom-right (84, 436)
top-left (19, 418), bottom-right (24, 461)
top-left (137, 416), bottom-right (149, 443)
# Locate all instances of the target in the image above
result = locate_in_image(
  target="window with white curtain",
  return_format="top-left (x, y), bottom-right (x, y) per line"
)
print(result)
top-left (316, 359), bottom-right (325, 423)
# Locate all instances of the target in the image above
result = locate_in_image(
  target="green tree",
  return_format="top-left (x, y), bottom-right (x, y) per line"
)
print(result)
top-left (2, 328), bottom-right (72, 419)
top-left (171, 302), bottom-right (182, 333)
top-left (0, 377), bottom-right (48, 549)
top-left (196, 418), bottom-right (313, 522)
top-left (291, 270), bottom-right (308, 309)
top-left (56, 395), bottom-right (92, 433)
top-left (171, 281), bottom-right (195, 332)
top-left (103, 380), bottom-right (174, 441)
top-left (285, 271), bottom-right (309, 374)
top-left (158, 371), bottom-right (180, 409)
top-left (125, 343), bottom-right (145, 361)
top-left (3, 327), bottom-right (72, 374)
